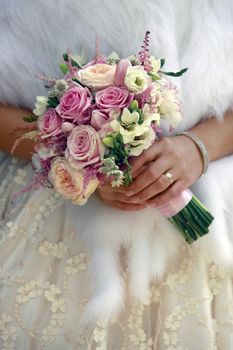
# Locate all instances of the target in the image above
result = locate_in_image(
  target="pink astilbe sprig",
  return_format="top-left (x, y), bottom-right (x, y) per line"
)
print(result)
top-left (95, 36), bottom-right (101, 62)
top-left (138, 31), bottom-right (153, 73)
top-left (10, 172), bottom-right (51, 204)
top-left (83, 165), bottom-right (100, 192)
top-left (10, 131), bottom-right (38, 155)
top-left (139, 85), bottom-right (153, 108)
top-left (9, 123), bottom-right (37, 137)
top-left (35, 74), bottom-right (56, 88)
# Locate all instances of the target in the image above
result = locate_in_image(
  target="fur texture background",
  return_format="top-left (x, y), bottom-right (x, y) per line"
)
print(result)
top-left (0, 0), bottom-right (233, 321)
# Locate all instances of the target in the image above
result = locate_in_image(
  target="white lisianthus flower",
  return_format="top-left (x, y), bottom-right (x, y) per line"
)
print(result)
top-left (142, 104), bottom-right (160, 127)
top-left (33, 96), bottom-right (48, 117)
top-left (110, 104), bottom-right (158, 155)
top-left (111, 105), bottom-right (159, 145)
top-left (149, 56), bottom-right (161, 74)
top-left (111, 108), bottom-right (155, 144)
top-left (159, 89), bottom-right (182, 128)
top-left (124, 66), bottom-right (149, 93)
top-left (121, 108), bottom-right (140, 126)
top-left (129, 127), bottom-right (155, 156)
top-left (111, 118), bottom-right (148, 144)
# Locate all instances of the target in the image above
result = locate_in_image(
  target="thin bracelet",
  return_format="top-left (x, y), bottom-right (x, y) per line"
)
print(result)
top-left (176, 131), bottom-right (209, 175)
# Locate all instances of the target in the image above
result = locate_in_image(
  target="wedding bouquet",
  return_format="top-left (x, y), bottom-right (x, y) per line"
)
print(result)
top-left (17, 32), bottom-right (213, 243)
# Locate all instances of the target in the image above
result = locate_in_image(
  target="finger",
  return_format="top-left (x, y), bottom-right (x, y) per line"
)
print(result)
top-left (98, 183), bottom-right (126, 194)
top-left (131, 164), bottom-right (148, 179)
top-left (104, 200), bottom-right (147, 211)
top-left (126, 156), bottom-right (170, 196)
top-left (129, 140), bottom-right (161, 175)
top-left (99, 190), bottom-right (140, 204)
top-left (129, 170), bottom-right (178, 202)
top-left (147, 180), bottom-right (185, 207)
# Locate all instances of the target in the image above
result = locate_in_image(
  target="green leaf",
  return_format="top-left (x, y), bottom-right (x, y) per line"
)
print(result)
top-left (47, 96), bottom-right (59, 108)
top-left (63, 53), bottom-right (69, 62)
top-left (23, 115), bottom-right (38, 123)
top-left (72, 78), bottom-right (86, 88)
top-left (138, 109), bottom-right (144, 125)
top-left (71, 59), bottom-right (82, 69)
top-left (115, 133), bottom-right (124, 145)
top-left (148, 72), bottom-right (161, 81)
top-left (60, 63), bottom-right (69, 74)
top-left (124, 171), bottom-right (133, 186)
top-left (160, 58), bottom-right (165, 68)
top-left (160, 67), bottom-right (188, 77)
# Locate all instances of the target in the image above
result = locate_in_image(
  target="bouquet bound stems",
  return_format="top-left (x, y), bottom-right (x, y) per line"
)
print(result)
top-left (158, 190), bottom-right (214, 243)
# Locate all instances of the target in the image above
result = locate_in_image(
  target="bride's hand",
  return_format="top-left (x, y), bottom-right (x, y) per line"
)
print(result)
top-left (125, 136), bottom-right (203, 207)
top-left (96, 184), bottom-right (147, 211)
top-left (96, 135), bottom-right (203, 210)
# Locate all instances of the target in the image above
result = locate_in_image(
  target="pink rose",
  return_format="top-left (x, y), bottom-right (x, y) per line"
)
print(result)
top-left (95, 86), bottom-right (133, 112)
top-left (38, 109), bottom-right (62, 138)
top-left (49, 157), bottom-right (99, 205)
top-left (65, 125), bottom-right (105, 169)
top-left (56, 85), bottom-right (92, 121)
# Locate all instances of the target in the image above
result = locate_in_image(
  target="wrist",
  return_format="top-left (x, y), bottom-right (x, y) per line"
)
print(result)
top-left (176, 131), bottom-right (209, 175)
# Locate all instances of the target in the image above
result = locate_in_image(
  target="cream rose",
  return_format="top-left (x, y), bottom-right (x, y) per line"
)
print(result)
top-left (49, 158), bottom-right (99, 205)
top-left (76, 64), bottom-right (116, 90)
top-left (124, 66), bottom-right (149, 93)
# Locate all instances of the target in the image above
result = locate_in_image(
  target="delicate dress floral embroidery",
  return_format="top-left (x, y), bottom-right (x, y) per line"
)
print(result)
top-left (64, 253), bottom-right (88, 276)
top-left (38, 241), bottom-right (68, 259)
top-left (13, 169), bottom-right (28, 185)
top-left (0, 314), bottom-right (17, 350)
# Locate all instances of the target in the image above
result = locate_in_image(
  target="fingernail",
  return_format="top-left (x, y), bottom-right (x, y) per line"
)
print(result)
top-left (126, 191), bottom-right (134, 197)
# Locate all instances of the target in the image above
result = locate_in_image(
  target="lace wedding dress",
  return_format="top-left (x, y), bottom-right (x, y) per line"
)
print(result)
top-left (1, 1), bottom-right (233, 349)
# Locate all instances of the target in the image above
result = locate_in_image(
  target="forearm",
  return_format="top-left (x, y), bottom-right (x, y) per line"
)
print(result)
top-left (0, 104), bottom-right (35, 160)
top-left (190, 111), bottom-right (233, 162)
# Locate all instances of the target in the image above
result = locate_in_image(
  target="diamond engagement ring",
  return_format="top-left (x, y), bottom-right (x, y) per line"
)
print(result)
top-left (164, 172), bottom-right (174, 185)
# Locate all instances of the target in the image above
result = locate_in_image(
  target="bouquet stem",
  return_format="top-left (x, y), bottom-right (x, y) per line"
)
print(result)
top-left (158, 190), bottom-right (214, 244)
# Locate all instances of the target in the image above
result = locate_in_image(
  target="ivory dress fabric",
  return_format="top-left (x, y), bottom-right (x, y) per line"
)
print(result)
top-left (1, 1), bottom-right (233, 349)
